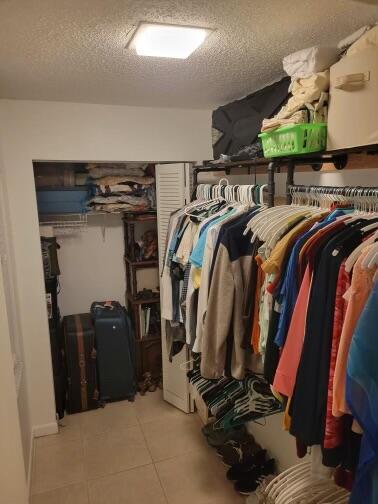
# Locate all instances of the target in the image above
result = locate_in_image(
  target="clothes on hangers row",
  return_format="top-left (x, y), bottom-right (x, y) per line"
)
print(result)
top-left (262, 205), bottom-right (378, 502)
top-left (188, 369), bottom-right (281, 429)
top-left (195, 182), bottom-right (267, 206)
top-left (161, 190), bottom-right (261, 368)
top-left (161, 184), bottom-right (378, 502)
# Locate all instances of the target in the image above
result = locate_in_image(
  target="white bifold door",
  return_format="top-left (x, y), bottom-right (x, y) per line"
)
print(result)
top-left (155, 164), bottom-right (193, 413)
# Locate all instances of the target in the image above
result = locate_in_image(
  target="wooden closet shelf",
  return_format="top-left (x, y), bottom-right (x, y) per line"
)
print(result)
top-left (122, 212), bottom-right (157, 223)
top-left (126, 292), bottom-right (160, 305)
top-left (196, 148), bottom-right (378, 175)
top-left (124, 255), bottom-right (158, 268)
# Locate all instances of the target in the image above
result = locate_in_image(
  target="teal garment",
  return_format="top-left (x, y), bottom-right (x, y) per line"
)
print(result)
top-left (347, 280), bottom-right (378, 504)
top-left (189, 209), bottom-right (236, 268)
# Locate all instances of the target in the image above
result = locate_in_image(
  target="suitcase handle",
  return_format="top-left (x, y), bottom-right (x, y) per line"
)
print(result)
top-left (334, 71), bottom-right (370, 90)
top-left (93, 302), bottom-right (115, 311)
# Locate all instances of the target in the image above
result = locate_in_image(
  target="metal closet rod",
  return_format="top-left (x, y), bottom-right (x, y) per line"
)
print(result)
top-left (192, 150), bottom-right (357, 207)
top-left (286, 184), bottom-right (378, 207)
top-left (288, 184), bottom-right (378, 195)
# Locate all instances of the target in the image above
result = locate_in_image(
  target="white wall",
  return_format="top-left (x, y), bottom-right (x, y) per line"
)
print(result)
top-left (0, 152), bottom-right (29, 503)
top-left (0, 98), bottom-right (213, 485)
top-left (54, 214), bottom-right (126, 316)
top-left (52, 215), bottom-right (159, 317)
top-left (0, 266), bottom-right (29, 504)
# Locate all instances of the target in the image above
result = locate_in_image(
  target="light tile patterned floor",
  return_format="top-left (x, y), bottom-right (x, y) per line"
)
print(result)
top-left (31, 390), bottom-right (245, 504)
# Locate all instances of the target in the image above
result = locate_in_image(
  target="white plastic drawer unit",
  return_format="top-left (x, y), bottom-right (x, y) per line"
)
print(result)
top-left (327, 47), bottom-right (378, 151)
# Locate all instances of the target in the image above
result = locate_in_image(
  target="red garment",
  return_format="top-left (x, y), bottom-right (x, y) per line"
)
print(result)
top-left (273, 265), bottom-right (312, 397)
top-left (324, 261), bottom-right (350, 449)
top-left (273, 220), bottom-right (347, 399)
top-left (298, 220), bottom-right (346, 279)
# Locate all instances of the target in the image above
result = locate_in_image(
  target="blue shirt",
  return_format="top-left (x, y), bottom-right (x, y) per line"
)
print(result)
top-left (347, 281), bottom-right (378, 504)
top-left (274, 218), bottom-right (335, 348)
top-left (189, 210), bottom-right (235, 268)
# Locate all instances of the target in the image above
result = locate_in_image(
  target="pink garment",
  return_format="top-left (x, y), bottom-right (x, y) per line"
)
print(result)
top-left (332, 248), bottom-right (377, 417)
top-left (324, 261), bottom-right (350, 449)
top-left (273, 265), bottom-right (311, 397)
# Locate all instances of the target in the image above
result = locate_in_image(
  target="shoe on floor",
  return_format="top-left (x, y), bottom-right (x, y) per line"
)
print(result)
top-left (226, 449), bottom-right (267, 481)
top-left (206, 425), bottom-right (249, 448)
top-left (201, 422), bottom-right (217, 437)
top-left (217, 438), bottom-right (261, 466)
top-left (234, 458), bottom-right (276, 495)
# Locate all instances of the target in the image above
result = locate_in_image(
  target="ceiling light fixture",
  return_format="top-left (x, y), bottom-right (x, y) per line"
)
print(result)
top-left (128, 22), bottom-right (212, 59)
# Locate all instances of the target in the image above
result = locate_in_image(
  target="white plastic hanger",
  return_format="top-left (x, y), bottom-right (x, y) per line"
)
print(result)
top-left (267, 463), bottom-right (311, 501)
top-left (259, 183), bottom-right (268, 206)
top-left (317, 487), bottom-right (347, 504)
top-left (361, 241), bottom-right (378, 271)
top-left (277, 473), bottom-right (321, 504)
top-left (345, 230), bottom-right (378, 272)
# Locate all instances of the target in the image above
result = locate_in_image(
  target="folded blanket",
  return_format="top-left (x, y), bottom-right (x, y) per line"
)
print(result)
top-left (261, 92), bottom-right (328, 133)
top-left (275, 71), bottom-right (329, 120)
top-left (92, 175), bottom-right (155, 186)
top-left (87, 163), bottom-right (147, 178)
top-left (89, 194), bottom-right (150, 206)
top-left (97, 184), bottom-right (133, 195)
top-left (90, 203), bottom-right (148, 213)
top-left (261, 110), bottom-right (309, 133)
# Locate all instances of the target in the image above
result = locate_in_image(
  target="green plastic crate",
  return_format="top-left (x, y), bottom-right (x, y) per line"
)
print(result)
top-left (259, 123), bottom-right (327, 158)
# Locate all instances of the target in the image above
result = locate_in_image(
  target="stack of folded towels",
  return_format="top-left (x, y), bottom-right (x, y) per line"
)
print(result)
top-left (86, 163), bottom-right (155, 213)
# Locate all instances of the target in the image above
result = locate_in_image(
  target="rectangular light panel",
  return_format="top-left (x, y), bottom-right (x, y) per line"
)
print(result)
top-left (130, 22), bottom-right (211, 59)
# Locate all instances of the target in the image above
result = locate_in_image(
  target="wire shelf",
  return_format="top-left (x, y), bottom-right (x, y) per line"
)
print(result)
top-left (39, 213), bottom-right (88, 233)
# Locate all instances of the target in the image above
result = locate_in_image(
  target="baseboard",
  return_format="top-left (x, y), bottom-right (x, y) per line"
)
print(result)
top-left (27, 428), bottom-right (34, 498)
top-left (33, 421), bottom-right (58, 438)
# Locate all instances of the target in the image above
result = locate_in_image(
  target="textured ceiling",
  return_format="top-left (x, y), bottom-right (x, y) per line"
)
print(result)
top-left (0, 0), bottom-right (377, 109)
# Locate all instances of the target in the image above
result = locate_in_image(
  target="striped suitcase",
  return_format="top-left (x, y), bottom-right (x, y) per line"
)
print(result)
top-left (63, 314), bottom-right (99, 414)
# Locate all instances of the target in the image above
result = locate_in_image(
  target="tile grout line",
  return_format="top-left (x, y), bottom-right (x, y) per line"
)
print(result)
top-left (85, 461), bottom-right (156, 485)
top-left (32, 397), bottom-right (174, 501)
top-left (138, 409), bottom-right (170, 504)
top-left (31, 421), bottom-right (87, 499)
top-left (78, 425), bottom-right (91, 504)
top-left (152, 462), bottom-right (170, 504)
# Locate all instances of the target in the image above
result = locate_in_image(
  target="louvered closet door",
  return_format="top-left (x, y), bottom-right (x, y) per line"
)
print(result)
top-left (156, 164), bottom-right (192, 413)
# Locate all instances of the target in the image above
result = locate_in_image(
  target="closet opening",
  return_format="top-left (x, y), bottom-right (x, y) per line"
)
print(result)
top-left (33, 160), bottom-right (166, 413)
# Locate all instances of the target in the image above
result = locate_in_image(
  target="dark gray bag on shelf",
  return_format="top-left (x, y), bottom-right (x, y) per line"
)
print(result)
top-left (91, 301), bottom-right (136, 402)
top-left (211, 77), bottom-right (290, 159)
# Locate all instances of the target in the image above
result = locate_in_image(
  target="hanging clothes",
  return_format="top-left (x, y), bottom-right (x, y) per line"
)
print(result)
top-left (161, 182), bottom-right (378, 502)
top-left (347, 280), bottom-right (378, 504)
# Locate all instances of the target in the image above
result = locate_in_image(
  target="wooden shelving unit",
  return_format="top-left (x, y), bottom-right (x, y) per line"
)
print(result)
top-left (124, 255), bottom-right (158, 268)
top-left (123, 211), bottom-right (161, 381)
top-left (126, 291), bottom-right (160, 306)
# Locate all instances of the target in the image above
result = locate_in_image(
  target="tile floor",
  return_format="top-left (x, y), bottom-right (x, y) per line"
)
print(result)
top-left (31, 390), bottom-right (245, 503)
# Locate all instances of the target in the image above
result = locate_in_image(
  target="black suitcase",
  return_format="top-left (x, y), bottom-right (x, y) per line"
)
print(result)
top-left (91, 301), bottom-right (136, 402)
top-left (63, 314), bottom-right (99, 414)
top-left (53, 371), bottom-right (66, 420)
top-left (45, 277), bottom-right (59, 326)
top-left (212, 77), bottom-right (290, 159)
top-left (49, 321), bottom-right (66, 419)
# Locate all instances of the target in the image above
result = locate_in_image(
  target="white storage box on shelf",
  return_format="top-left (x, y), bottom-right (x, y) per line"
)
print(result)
top-left (327, 47), bottom-right (378, 151)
